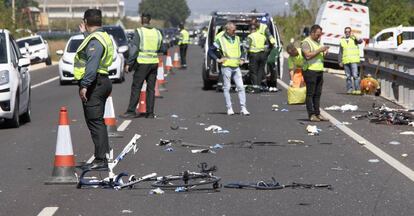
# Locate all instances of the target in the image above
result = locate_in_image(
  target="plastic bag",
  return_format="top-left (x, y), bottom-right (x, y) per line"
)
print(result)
top-left (287, 86), bottom-right (306, 105)
top-left (291, 68), bottom-right (305, 88)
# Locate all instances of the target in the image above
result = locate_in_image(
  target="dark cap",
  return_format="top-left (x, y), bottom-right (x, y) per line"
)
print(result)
top-left (141, 13), bottom-right (151, 20)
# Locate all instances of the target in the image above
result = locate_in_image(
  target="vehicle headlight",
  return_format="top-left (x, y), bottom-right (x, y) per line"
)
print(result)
top-left (0, 70), bottom-right (9, 85)
top-left (62, 59), bottom-right (72, 65)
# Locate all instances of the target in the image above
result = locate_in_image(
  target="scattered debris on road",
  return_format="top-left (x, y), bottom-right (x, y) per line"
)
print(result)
top-left (400, 131), bottom-right (414, 135)
top-left (191, 149), bottom-right (216, 154)
top-left (149, 188), bottom-right (165, 195)
top-left (353, 104), bottom-right (413, 126)
top-left (402, 154), bottom-right (408, 158)
top-left (288, 139), bottom-right (305, 145)
top-left (306, 125), bottom-right (321, 135)
top-left (204, 125), bottom-right (229, 134)
top-left (121, 209), bottom-right (133, 214)
top-left (164, 147), bottom-right (174, 152)
top-left (388, 141), bottom-right (401, 145)
top-left (368, 159), bottom-right (380, 163)
top-left (324, 104), bottom-right (358, 112)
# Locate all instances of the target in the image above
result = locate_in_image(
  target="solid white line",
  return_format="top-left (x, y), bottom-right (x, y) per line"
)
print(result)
top-left (37, 207), bottom-right (58, 216)
top-left (277, 79), bottom-right (414, 182)
top-left (117, 120), bottom-right (131, 132)
top-left (31, 76), bottom-right (59, 89)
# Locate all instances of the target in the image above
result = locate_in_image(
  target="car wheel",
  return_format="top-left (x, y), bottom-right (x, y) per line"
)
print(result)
top-left (21, 92), bottom-right (31, 123)
top-left (45, 57), bottom-right (52, 66)
top-left (5, 97), bottom-right (20, 128)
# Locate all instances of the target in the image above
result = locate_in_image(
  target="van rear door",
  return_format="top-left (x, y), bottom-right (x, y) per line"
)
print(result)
top-left (316, 1), bottom-right (370, 63)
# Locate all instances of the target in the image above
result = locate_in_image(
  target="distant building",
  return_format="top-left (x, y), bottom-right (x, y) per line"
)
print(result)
top-left (35, 0), bottom-right (125, 19)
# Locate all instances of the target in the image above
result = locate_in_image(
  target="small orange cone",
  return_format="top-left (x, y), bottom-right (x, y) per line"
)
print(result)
top-left (165, 50), bottom-right (173, 73)
top-left (45, 107), bottom-right (77, 185)
top-left (136, 82), bottom-right (147, 114)
top-left (104, 95), bottom-right (122, 138)
top-left (173, 47), bottom-right (181, 68)
top-left (155, 81), bottom-right (163, 98)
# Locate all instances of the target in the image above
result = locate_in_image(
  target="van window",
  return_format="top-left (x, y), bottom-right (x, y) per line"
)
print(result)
top-left (377, 32), bottom-right (394, 41)
top-left (402, 31), bottom-right (414, 40)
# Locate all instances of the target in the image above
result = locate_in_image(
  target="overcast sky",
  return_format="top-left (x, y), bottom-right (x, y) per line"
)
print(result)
top-left (124, 0), bottom-right (294, 18)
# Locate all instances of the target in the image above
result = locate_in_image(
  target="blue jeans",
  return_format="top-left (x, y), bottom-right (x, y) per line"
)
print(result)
top-left (343, 63), bottom-right (360, 91)
top-left (222, 67), bottom-right (246, 109)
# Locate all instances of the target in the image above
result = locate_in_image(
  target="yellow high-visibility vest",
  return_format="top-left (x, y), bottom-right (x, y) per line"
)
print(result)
top-left (178, 29), bottom-right (190, 45)
top-left (136, 27), bottom-right (162, 64)
top-left (340, 37), bottom-right (360, 64)
top-left (74, 31), bottom-right (114, 80)
top-left (219, 35), bottom-right (241, 67)
top-left (302, 37), bottom-right (324, 71)
top-left (247, 31), bottom-right (266, 53)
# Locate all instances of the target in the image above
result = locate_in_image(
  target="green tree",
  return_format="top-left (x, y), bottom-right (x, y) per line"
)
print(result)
top-left (0, 0), bottom-right (13, 30)
top-left (138, 0), bottom-right (191, 27)
top-left (368, 0), bottom-right (414, 35)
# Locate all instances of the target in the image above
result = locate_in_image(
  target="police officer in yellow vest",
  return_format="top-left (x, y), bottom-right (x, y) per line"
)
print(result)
top-left (251, 18), bottom-right (279, 91)
top-left (208, 22), bottom-right (250, 116)
top-left (178, 23), bottom-right (190, 68)
top-left (339, 27), bottom-right (363, 95)
top-left (246, 24), bottom-right (267, 92)
top-left (121, 13), bottom-right (164, 119)
top-left (75, 9), bottom-right (113, 169)
top-left (301, 25), bottom-right (329, 122)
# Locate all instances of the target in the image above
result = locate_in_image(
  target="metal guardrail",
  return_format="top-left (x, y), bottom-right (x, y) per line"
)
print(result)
top-left (362, 47), bottom-right (414, 110)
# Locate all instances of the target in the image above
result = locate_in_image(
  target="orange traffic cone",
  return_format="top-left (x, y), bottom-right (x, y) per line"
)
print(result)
top-left (104, 95), bottom-right (122, 138)
top-left (45, 107), bottom-right (77, 185)
top-left (157, 57), bottom-right (167, 92)
top-left (165, 50), bottom-right (173, 74)
top-left (155, 81), bottom-right (163, 98)
top-left (173, 47), bottom-right (181, 68)
top-left (136, 82), bottom-right (147, 114)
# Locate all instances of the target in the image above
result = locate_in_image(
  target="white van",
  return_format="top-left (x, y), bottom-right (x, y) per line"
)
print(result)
top-left (315, 0), bottom-right (370, 64)
top-left (370, 26), bottom-right (414, 53)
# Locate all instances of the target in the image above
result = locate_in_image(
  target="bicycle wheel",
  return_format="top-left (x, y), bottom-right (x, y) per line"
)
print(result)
top-left (151, 171), bottom-right (221, 189)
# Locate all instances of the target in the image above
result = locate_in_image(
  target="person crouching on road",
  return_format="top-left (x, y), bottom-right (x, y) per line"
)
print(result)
top-left (178, 23), bottom-right (190, 68)
top-left (121, 13), bottom-right (164, 119)
top-left (301, 25), bottom-right (329, 122)
top-left (208, 22), bottom-right (250, 116)
top-left (339, 27), bottom-right (363, 95)
top-left (75, 9), bottom-right (113, 169)
top-left (286, 43), bottom-right (305, 88)
top-left (247, 24), bottom-right (267, 93)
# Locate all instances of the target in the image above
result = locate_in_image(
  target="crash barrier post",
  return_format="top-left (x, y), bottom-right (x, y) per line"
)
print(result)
top-left (45, 107), bottom-right (77, 185)
top-left (362, 47), bottom-right (414, 111)
top-left (104, 95), bottom-right (122, 138)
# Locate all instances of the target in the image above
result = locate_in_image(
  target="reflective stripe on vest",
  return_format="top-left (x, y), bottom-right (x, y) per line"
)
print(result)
top-left (136, 27), bottom-right (162, 64)
top-left (219, 35), bottom-right (241, 67)
top-left (302, 37), bottom-right (324, 71)
top-left (179, 29), bottom-right (190, 45)
top-left (248, 32), bottom-right (266, 53)
top-left (340, 37), bottom-right (360, 64)
top-left (74, 31), bottom-right (114, 80)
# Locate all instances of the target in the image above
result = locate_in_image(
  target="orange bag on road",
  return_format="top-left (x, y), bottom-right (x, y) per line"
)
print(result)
top-left (291, 68), bottom-right (305, 88)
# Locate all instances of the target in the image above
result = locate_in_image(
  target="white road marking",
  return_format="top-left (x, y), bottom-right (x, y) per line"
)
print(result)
top-left (37, 207), bottom-right (58, 216)
top-left (117, 120), bottom-right (131, 132)
top-left (31, 76), bottom-right (59, 89)
top-left (277, 79), bottom-right (414, 182)
top-left (87, 155), bottom-right (95, 164)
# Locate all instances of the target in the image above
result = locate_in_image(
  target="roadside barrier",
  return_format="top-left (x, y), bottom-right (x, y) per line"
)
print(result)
top-left (363, 48), bottom-right (414, 110)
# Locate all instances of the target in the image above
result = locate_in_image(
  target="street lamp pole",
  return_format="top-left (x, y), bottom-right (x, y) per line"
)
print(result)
top-left (12, 0), bottom-right (15, 25)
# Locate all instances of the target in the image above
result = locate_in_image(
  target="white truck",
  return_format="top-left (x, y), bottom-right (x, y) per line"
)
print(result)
top-left (369, 26), bottom-right (414, 53)
top-left (315, 0), bottom-right (370, 64)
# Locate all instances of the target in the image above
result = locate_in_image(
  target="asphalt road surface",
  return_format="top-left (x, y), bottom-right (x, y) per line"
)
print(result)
top-left (0, 46), bottom-right (413, 216)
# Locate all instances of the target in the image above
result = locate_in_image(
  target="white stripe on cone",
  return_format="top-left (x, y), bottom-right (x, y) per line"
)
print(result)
top-left (157, 64), bottom-right (165, 81)
top-left (166, 56), bottom-right (173, 69)
top-left (55, 126), bottom-right (74, 156)
top-left (104, 96), bottom-right (116, 118)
